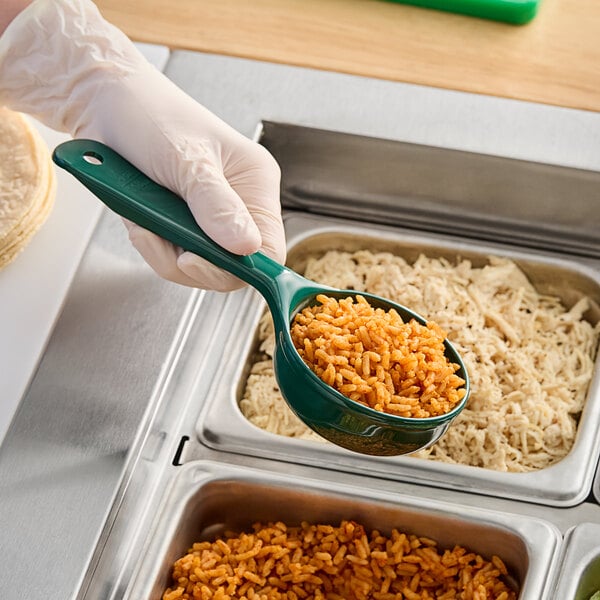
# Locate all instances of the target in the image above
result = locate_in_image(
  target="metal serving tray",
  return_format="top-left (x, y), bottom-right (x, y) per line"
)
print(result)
top-left (125, 461), bottom-right (560, 599)
top-left (552, 522), bottom-right (600, 599)
top-left (197, 213), bottom-right (600, 508)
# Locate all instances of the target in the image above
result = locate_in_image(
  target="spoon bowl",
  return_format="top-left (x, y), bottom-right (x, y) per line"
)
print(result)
top-left (53, 139), bottom-right (470, 456)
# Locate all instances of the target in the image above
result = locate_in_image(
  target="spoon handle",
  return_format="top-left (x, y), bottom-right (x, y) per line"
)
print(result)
top-left (52, 139), bottom-right (289, 297)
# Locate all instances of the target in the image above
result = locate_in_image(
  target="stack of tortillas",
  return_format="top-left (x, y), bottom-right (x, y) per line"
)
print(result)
top-left (0, 107), bottom-right (56, 270)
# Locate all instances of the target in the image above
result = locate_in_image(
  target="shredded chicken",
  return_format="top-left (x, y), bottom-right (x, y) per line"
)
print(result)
top-left (240, 253), bottom-right (599, 472)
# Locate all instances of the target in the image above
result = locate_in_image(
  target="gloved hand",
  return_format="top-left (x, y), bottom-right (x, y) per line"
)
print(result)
top-left (0, 0), bottom-right (286, 291)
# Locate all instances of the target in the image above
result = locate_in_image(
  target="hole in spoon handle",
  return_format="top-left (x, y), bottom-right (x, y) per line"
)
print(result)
top-left (52, 139), bottom-right (288, 298)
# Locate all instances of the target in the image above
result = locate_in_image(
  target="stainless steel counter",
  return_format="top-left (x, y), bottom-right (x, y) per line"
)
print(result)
top-left (1, 50), bottom-right (600, 600)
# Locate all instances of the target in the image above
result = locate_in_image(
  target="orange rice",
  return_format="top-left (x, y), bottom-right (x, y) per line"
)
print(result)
top-left (162, 520), bottom-right (516, 600)
top-left (290, 295), bottom-right (466, 418)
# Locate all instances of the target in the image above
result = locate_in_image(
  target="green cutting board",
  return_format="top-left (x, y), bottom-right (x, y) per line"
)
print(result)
top-left (387, 0), bottom-right (541, 24)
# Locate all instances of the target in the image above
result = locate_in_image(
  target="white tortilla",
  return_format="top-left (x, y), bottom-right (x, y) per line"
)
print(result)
top-left (0, 107), bottom-right (56, 269)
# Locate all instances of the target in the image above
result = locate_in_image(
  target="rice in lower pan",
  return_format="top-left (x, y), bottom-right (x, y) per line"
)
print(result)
top-left (162, 520), bottom-right (516, 600)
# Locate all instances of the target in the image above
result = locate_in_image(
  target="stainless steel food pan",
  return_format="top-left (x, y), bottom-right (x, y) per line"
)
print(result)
top-left (126, 461), bottom-right (560, 599)
top-left (552, 523), bottom-right (600, 599)
top-left (197, 213), bottom-right (600, 507)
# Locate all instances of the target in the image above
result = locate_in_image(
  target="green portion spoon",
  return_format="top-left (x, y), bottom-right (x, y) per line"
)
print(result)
top-left (53, 139), bottom-right (470, 456)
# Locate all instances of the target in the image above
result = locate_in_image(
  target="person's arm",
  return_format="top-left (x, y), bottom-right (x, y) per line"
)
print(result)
top-left (0, 0), bottom-right (286, 291)
top-left (0, 1), bottom-right (32, 34)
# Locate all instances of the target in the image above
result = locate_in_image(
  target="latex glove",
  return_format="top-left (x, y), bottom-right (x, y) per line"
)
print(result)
top-left (0, 0), bottom-right (285, 291)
